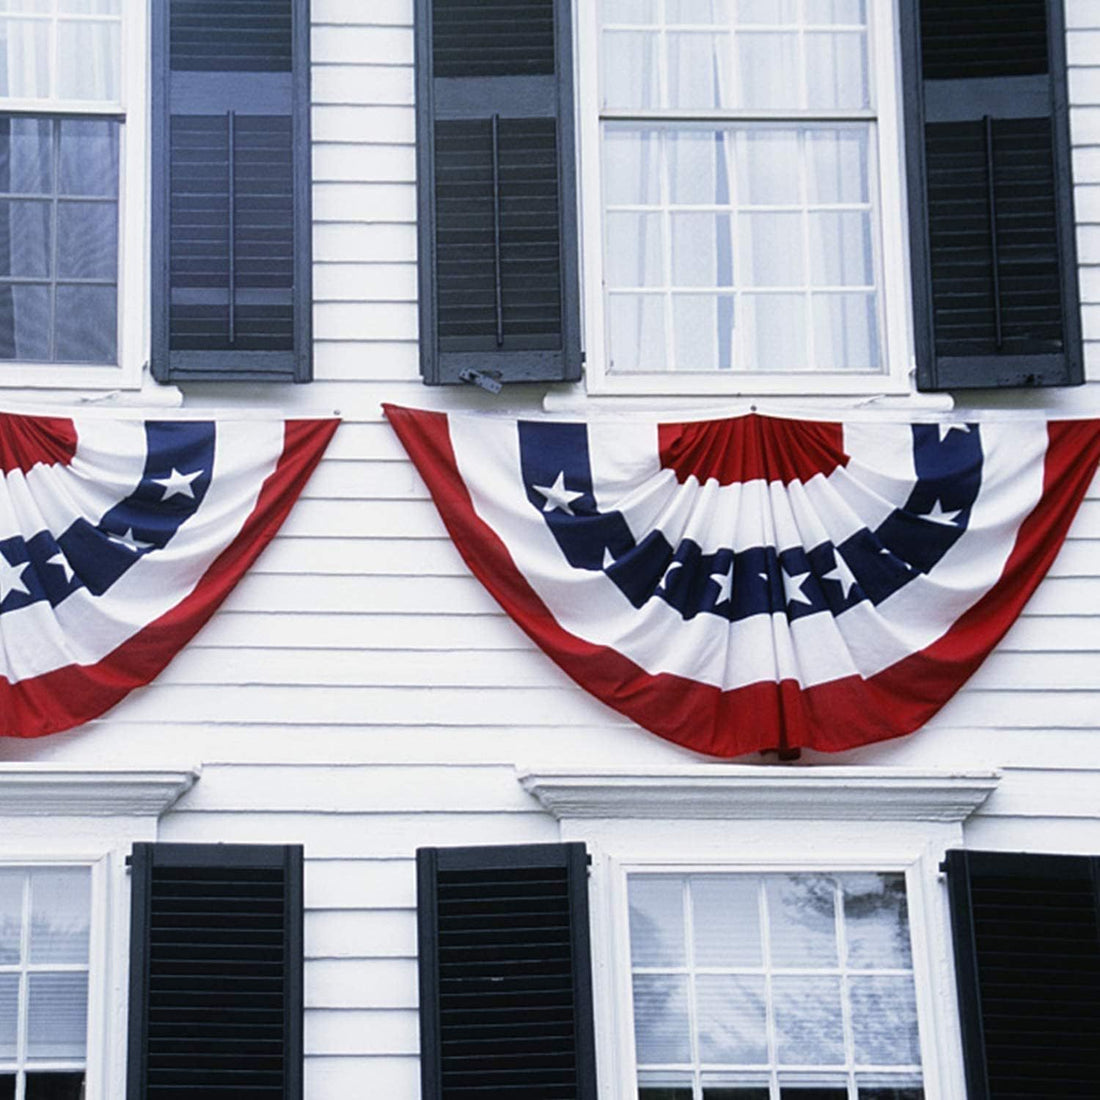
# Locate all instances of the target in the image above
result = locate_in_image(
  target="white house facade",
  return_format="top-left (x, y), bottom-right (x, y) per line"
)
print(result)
top-left (0, 1), bottom-right (1098, 1099)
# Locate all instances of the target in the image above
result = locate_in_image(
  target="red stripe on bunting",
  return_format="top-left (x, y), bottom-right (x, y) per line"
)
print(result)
top-left (0, 418), bottom-right (337, 738)
top-left (0, 414), bottom-right (78, 475)
top-left (657, 414), bottom-right (848, 487)
top-left (384, 405), bottom-right (1100, 757)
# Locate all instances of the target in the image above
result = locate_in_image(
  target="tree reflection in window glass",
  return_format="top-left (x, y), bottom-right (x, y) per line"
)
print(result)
top-left (629, 871), bottom-right (923, 1100)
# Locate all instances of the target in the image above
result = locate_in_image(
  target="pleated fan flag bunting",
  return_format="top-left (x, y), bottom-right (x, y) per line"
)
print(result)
top-left (0, 411), bottom-right (338, 737)
top-left (385, 404), bottom-right (1100, 757)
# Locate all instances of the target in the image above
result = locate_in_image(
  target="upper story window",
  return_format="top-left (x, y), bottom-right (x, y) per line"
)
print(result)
top-left (628, 871), bottom-right (924, 1100)
top-left (595, 0), bottom-right (890, 385)
top-left (0, 865), bottom-right (91, 1100)
top-left (0, 0), bottom-right (143, 389)
top-left (583, 0), bottom-right (909, 394)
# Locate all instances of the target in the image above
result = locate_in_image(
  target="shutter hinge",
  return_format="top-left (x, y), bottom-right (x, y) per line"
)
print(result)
top-left (939, 860), bottom-right (949, 874)
top-left (459, 369), bottom-right (503, 394)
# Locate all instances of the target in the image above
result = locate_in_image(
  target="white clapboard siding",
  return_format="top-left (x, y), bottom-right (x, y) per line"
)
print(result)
top-left (8, 7), bottom-right (1100, 1098)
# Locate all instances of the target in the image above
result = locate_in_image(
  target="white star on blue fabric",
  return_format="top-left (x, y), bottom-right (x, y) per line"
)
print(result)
top-left (533, 471), bottom-right (584, 515)
top-left (153, 467), bottom-right (202, 501)
top-left (938, 422), bottom-right (972, 442)
top-left (0, 556), bottom-right (30, 601)
top-left (920, 498), bottom-right (963, 525)
top-left (821, 554), bottom-right (857, 599)
top-left (709, 560), bottom-right (734, 605)
top-left (46, 551), bottom-right (75, 583)
top-left (782, 565), bottom-right (814, 607)
top-left (107, 528), bottom-right (155, 552)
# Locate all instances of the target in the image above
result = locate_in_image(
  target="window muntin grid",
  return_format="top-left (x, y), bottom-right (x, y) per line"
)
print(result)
top-left (627, 872), bottom-right (923, 1100)
top-left (0, 867), bottom-right (90, 1100)
top-left (597, 0), bottom-right (886, 377)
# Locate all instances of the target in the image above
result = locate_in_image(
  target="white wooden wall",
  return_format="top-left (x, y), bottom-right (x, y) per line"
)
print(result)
top-left (0, 1), bottom-right (1098, 1096)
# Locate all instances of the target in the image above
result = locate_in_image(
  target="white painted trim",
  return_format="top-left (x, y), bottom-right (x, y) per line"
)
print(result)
top-left (0, 765), bottom-right (200, 817)
top-left (518, 765), bottom-right (1000, 821)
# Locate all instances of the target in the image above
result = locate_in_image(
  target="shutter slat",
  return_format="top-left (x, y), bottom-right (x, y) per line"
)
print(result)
top-left (127, 843), bottom-right (304, 1100)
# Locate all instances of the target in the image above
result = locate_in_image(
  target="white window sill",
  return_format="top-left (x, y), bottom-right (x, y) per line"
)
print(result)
top-left (0, 372), bottom-right (183, 410)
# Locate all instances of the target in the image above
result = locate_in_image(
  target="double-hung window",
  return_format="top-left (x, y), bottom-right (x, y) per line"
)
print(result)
top-left (585, 0), bottom-right (907, 393)
top-left (0, 0), bottom-right (143, 389)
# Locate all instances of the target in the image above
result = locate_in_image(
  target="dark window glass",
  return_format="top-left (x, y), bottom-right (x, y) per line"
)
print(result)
top-left (26, 1073), bottom-right (85, 1100)
top-left (0, 1075), bottom-right (12, 1100)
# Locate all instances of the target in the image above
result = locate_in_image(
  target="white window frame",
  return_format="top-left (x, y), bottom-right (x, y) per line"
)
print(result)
top-left (518, 764), bottom-right (1000, 1100)
top-left (576, 0), bottom-right (916, 397)
top-left (0, 0), bottom-right (148, 391)
top-left (0, 766), bottom-right (198, 1100)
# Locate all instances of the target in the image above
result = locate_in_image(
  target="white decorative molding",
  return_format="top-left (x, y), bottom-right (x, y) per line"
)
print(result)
top-left (0, 765), bottom-right (200, 817)
top-left (517, 765), bottom-right (999, 822)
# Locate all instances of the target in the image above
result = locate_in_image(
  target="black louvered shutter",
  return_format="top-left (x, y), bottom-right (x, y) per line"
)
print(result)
top-left (944, 849), bottom-right (1100, 1099)
top-left (902, 0), bottom-right (1082, 390)
top-left (151, 0), bottom-right (312, 383)
top-left (417, 843), bottom-right (597, 1100)
top-left (127, 843), bottom-right (304, 1100)
top-left (415, 0), bottom-right (581, 387)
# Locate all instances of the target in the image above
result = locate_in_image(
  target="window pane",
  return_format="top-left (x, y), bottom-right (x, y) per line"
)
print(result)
top-left (696, 974), bottom-right (767, 1063)
top-left (0, 19), bottom-right (49, 98)
top-left (767, 876), bottom-right (838, 967)
top-left (736, 130), bottom-right (800, 206)
top-left (737, 0), bottom-right (798, 23)
top-left (59, 0), bottom-right (120, 11)
top-left (808, 212), bottom-right (873, 287)
top-left (704, 1089), bottom-right (769, 1100)
top-left (803, 0), bottom-right (866, 25)
top-left (25, 1075), bottom-right (85, 1100)
top-left (602, 30), bottom-right (659, 110)
top-left (0, 975), bottom-right (17, 1059)
top-left (641, 1089), bottom-right (693, 1100)
top-left (0, 1077), bottom-right (11, 1100)
top-left (0, 117), bottom-right (51, 193)
top-left (804, 33), bottom-right (868, 109)
top-left (843, 874), bottom-right (912, 969)
top-left (668, 0), bottom-right (730, 23)
top-left (603, 0), bottom-right (656, 23)
top-left (55, 284), bottom-right (116, 363)
top-left (0, 283), bottom-right (50, 359)
top-left (741, 294), bottom-right (806, 371)
top-left (57, 201), bottom-right (117, 279)
top-left (26, 973), bottom-right (87, 1061)
top-left (736, 33), bottom-right (799, 109)
top-left (59, 118), bottom-right (118, 196)
top-left (673, 294), bottom-right (735, 370)
top-left (668, 33), bottom-right (731, 110)
top-left (773, 976), bottom-right (845, 1065)
top-left (56, 19), bottom-right (119, 101)
top-left (672, 214), bottom-right (733, 287)
top-left (668, 131), bottom-right (731, 206)
top-left (692, 876), bottom-right (761, 967)
top-left (629, 877), bottom-right (685, 967)
top-left (811, 293), bottom-right (878, 371)
top-left (858, 1087), bottom-right (923, 1100)
top-left (849, 976), bottom-right (921, 1065)
top-left (740, 213), bottom-right (803, 287)
top-left (29, 869), bottom-right (90, 964)
top-left (608, 294), bottom-right (667, 372)
top-left (633, 974), bottom-right (692, 1064)
top-left (806, 128), bottom-right (870, 204)
top-left (0, 872), bottom-right (23, 964)
top-left (0, 200), bottom-right (49, 276)
top-left (607, 212), bottom-right (664, 288)
top-left (603, 128), bottom-right (661, 206)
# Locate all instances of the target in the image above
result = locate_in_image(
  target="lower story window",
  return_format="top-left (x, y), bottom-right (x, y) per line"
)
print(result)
top-left (0, 866), bottom-right (91, 1100)
top-left (628, 871), bottom-right (922, 1100)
